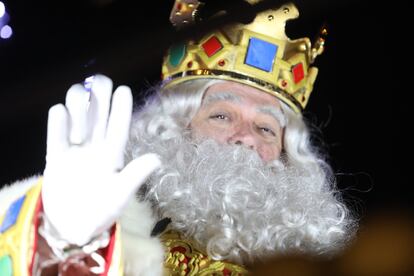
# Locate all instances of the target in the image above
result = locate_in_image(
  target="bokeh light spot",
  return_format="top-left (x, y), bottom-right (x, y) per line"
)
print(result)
top-left (0, 2), bottom-right (5, 18)
top-left (0, 24), bottom-right (12, 39)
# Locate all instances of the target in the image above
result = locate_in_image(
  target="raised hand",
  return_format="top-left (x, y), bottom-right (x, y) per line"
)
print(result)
top-left (42, 75), bottom-right (161, 246)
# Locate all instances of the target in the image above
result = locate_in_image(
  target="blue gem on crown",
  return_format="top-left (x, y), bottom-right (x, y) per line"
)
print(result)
top-left (244, 37), bottom-right (278, 72)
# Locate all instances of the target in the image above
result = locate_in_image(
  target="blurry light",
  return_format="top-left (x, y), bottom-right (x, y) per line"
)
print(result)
top-left (0, 24), bottom-right (12, 39)
top-left (0, 2), bottom-right (5, 18)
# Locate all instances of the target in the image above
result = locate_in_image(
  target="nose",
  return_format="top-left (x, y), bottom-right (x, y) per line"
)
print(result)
top-left (227, 123), bottom-right (256, 150)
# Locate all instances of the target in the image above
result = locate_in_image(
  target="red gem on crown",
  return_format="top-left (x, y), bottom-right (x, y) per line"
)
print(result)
top-left (202, 36), bottom-right (223, 57)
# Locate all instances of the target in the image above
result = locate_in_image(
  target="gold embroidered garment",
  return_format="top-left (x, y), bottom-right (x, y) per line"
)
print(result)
top-left (161, 230), bottom-right (248, 276)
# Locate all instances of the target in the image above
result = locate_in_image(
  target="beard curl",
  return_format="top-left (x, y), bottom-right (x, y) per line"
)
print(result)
top-left (127, 133), bottom-right (354, 265)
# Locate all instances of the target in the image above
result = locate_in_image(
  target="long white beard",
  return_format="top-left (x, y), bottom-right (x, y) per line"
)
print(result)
top-left (127, 133), bottom-right (351, 265)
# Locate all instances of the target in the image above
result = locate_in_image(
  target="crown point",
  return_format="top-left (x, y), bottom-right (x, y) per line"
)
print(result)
top-left (169, 0), bottom-right (202, 28)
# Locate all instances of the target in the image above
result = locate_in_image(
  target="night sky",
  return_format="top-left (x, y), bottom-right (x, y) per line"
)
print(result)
top-left (0, 0), bottom-right (407, 218)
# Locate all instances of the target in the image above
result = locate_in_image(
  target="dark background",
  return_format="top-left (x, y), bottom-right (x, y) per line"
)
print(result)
top-left (0, 1), bottom-right (408, 218)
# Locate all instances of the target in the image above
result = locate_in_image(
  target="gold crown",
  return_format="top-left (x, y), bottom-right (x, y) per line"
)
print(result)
top-left (161, 1), bottom-right (327, 113)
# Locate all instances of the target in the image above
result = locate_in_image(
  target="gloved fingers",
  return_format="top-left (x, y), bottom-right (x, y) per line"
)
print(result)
top-left (46, 104), bottom-right (69, 159)
top-left (88, 75), bottom-right (113, 143)
top-left (65, 84), bottom-right (90, 145)
top-left (105, 85), bottom-right (133, 169)
top-left (118, 153), bottom-right (161, 197)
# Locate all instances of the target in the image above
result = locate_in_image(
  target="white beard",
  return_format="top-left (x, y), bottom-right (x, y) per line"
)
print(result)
top-left (127, 133), bottom-right (350, 265)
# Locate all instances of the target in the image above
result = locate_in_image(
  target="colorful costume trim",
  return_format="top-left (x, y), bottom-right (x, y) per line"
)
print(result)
top-left (0, 181), bottom-right (41, 276)
top-left (0, 179), bottom-right (123, 276)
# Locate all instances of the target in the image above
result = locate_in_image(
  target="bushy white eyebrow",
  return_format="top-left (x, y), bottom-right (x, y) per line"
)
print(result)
top-left (256, 106), bottom-right (286, 127)
top-left (202, 92), bottom-right (286, 127)
top-left (202, 92), bottom-right (241, 106)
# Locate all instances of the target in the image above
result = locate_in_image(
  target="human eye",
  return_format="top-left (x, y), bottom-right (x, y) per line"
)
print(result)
top-left (209, 113), bottom-right (230, 121)
top-left (258, 125), bottom-right (276, 136)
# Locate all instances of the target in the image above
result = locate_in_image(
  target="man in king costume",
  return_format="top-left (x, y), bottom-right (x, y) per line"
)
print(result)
top-left (0, 1), bottom-right (355, 275)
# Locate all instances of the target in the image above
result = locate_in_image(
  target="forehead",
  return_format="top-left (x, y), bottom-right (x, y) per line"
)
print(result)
top-left (204, 81), bottom-right (282, 109)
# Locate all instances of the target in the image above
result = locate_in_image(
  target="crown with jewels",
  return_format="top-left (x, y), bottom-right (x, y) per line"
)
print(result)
top-left (161, 0), bottom-right (327, 113)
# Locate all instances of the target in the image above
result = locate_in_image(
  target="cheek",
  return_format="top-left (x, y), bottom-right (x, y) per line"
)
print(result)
top-left (190, 120), bottom-right (230, 144)
top-left (257, 143), bottom-right (282, 162)
top-left (259, 129), bottom-right (284, 162)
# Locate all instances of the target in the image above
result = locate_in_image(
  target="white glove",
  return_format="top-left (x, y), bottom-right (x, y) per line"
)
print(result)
top-left (42, 74), bottom-right (161, 246)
